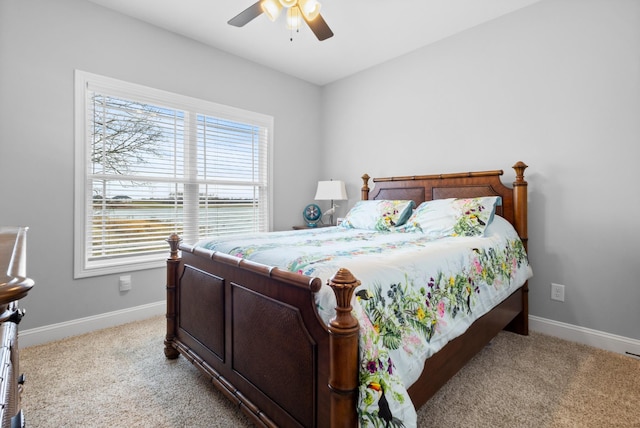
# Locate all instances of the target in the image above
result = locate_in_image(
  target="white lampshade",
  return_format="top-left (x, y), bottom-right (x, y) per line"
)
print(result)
top-left (314, 180), bottom-right (347, 201)
top-left (298, 0), bottom-right (321, 21)
top-left (261, 0), bottom-right (283, 21)
top-left (279, 0), bottom-right (298, 7)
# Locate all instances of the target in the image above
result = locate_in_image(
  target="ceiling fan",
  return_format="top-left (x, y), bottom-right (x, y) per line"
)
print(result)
top-left (228, 0), bottom-right (334, 41)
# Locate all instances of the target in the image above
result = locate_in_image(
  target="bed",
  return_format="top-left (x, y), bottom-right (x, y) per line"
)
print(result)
top-left (164, 161), bottom-right (530, 428)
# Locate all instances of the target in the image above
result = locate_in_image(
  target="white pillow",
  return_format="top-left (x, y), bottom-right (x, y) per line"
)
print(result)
top-left (398, 196), bottom-right (500, 237)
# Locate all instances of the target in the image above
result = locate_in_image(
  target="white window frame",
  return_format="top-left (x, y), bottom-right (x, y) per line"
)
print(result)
top-left (74, 70), bottom-right (274, 278)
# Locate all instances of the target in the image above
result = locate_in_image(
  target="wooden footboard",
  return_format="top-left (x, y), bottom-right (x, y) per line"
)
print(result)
top-left (165, 162), bottom-right (529, 428)
top-left (165, 236), bottom-right (360, 427)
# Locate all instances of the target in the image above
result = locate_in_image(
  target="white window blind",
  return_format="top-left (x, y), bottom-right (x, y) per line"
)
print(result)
top-left (74, 71), bottom-right (273, 278)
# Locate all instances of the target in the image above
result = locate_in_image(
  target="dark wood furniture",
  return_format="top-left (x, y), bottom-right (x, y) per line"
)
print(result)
top-left (0, 227), bottom-right (34, 428)
top-left (164, 162), bottom-right (529, 428)
top-left (292, 224), bottom-right (332, 230)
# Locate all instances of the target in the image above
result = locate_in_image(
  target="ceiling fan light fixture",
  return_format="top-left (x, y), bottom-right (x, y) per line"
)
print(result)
top-left (298, 0), bottom-right (321, 21)
top-left (229, 0), bottom-right (333, 41)
top-left (286, 6), bottom-right (302, 30)
top-left (261, 0), bottom-right (282, 22)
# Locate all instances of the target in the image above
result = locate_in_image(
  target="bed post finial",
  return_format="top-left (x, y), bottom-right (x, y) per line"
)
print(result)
top-left (361, 174), bottom-right (370, 201)
top-left (328, 268), bottom-right (360, 329)
top-left (166, 233), bottom-right (182, 260)
top-left (327, 268), bottom-right (360, 427)
top-left (513, 161), bottom-right (528, 183)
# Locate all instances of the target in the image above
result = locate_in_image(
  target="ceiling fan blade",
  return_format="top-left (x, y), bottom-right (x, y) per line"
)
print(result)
top-left (303, 13), bottom-right (334, 41)
top-left (228, 1), bottom-right (264, 27)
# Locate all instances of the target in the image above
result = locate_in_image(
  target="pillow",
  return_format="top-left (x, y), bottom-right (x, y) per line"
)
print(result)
top-left (398, 196), bottom-right (500, 237)
top-left (339, 200), bottom-right (416, 231)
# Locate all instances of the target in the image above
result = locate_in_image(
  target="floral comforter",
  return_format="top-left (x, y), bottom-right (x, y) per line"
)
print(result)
top-left (196, 216), bottom-right (532, 427)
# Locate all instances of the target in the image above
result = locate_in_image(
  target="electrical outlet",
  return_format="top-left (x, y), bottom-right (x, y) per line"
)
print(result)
top-left (551, 283), bottom-right (565, 302)
top-left (119, 275), bottom-right (132, 292)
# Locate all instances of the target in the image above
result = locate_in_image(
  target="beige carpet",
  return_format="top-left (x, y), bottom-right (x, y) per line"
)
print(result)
top-left (20, 316), bottom-right (640, 427)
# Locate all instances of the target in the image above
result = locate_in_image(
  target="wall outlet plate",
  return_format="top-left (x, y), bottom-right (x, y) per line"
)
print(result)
top-left (119, 275), bottom-right (132, 291)
top-left (551, 283), bottom-right (565, 302)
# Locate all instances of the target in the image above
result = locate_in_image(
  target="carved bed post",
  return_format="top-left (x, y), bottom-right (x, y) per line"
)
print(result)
top-left (361, 174), bottom-right (370, 201)
top-left (164, 233), bottom-right (182, 359)
top-left (510, 161), bottom-right (529, 335)
top-left (327, 268), bottom-right (361, 427)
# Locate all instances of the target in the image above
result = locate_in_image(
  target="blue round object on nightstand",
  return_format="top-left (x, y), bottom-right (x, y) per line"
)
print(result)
top-left (302, 203), bottom-right (322, 227)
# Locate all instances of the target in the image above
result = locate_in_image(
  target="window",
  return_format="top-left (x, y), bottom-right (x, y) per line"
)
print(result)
top-left (74, 71), bottom-right (273, 278)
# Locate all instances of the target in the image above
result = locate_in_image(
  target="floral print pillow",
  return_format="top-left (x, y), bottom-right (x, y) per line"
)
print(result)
top-left (398, 196), bottom-right (500, 237)
top-left (339, 200), bottom-right (416, 231)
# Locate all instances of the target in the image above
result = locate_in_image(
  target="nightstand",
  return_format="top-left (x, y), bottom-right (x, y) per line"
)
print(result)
top-left (292, 224), bottom-right (332, 230)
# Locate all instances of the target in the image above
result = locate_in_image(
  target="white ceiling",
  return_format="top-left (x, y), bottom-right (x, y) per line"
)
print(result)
top-left (86, 0), bottom-right (541, 86)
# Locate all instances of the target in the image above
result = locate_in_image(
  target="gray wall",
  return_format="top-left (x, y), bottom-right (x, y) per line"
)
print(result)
top-left (0, 0), bottom-right (322, 330)
top-left (321, 0), bottom-right (640, 340)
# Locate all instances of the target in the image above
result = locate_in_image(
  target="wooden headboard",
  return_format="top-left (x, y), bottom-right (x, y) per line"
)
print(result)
top-left (360, 161), bottom-right (529, 249)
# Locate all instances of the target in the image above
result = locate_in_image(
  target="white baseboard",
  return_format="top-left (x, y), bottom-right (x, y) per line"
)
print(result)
top-left (529, 315), bottom-right (640, 359)
top-left (19, 301), bottom-right (166, 348)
